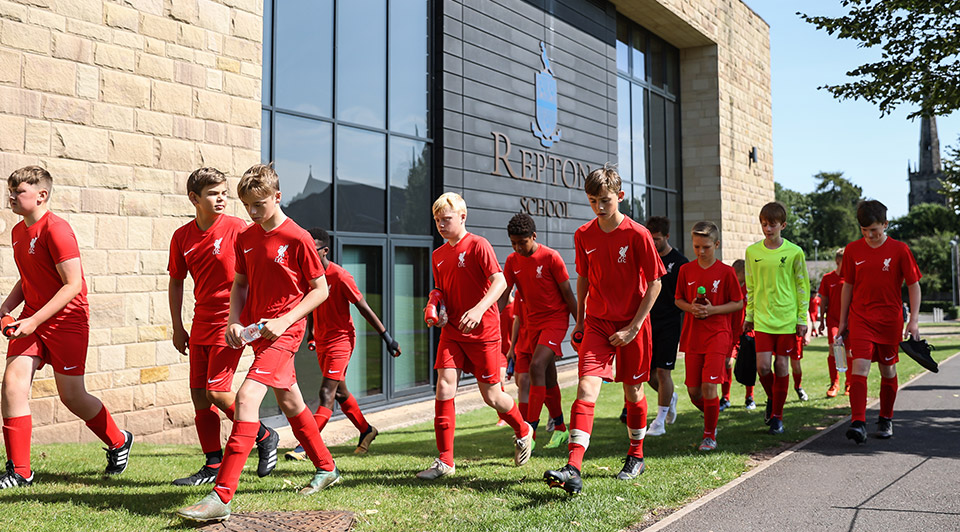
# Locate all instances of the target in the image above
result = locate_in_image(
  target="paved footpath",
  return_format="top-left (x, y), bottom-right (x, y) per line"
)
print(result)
top-left (647, 353), bottom-right (960, 532)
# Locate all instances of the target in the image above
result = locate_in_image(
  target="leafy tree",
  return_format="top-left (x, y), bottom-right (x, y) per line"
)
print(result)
top-left (807, 172), bottom-right (863, 250)
top-left (888, 202), bottom-right (960, 240)
top-left (775, 182), bottom-right (814, 252)
top-left (939, 139), bottom-right (960, 213)
top-left (800, 1), bottom-right (960, 119)
top-left (906, 230), bottom-right (953, 295)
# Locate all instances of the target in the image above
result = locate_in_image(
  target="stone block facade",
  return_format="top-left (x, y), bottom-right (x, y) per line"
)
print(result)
top-left (0, 0), bottom-right (261, 445)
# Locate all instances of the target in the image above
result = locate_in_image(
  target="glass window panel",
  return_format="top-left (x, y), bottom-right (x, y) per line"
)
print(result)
top-left (337, 126), bottom-right (386, 233)
top-left (665, 46), bottom-right (679, 95)
top-left (616, 17), bottom-right (629, 73)
top-left (631, 28), bottom-right (646, 80)
top-left (262, 0), bottom-right (272, 105)
top-left (631, 83), bottom-right (647, 185)
top-left (648, 37), bottom-right (664, 88)
top-left (669, 192), bottom-right (683, 253)
top-left (389, 0), bottom-right (428, 137)
top-left (342, 245), bottom-right (384, 398)
top-left (650, 188), bottom-right (667, 217)
top-left (633, 183), bottom-right (647, 222)
top-left (261, 109), bottom-right (271, 163)
top-left (275, 113), bottom-right (333, 231)
top-left (393, 246), bottom-right (431, 391)
top-left (666, 100), bottom-right (680, 191)
top-left (337, 0), bottom-right (386, 127)
top-left (389, 137), bottom-right (431, 234)
top-left (648, 93), bottom-right (666, 188)
top-left (616, 77), bottom-right (632, 182)
top-left (276, 0), bottom-right (333, 116)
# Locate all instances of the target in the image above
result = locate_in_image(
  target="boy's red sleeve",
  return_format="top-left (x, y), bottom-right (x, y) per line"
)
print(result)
top-left (234, 236), bottom-right (247, 275)
top-left (476, 238), bottom-right (502, 279)
top-left (342, 269), bottom-right (363, 304)
top-left (901, 243), bottom-right (922, 285)
top-left (816, 277), bottom-right (827, 297)
top-left (574, 230), bottom-right (586, 277)
top-left (636, 229), bottom-right (666, 283)
top-left (431, 258), bottom-right (439, 290)
top-left (840, 244), bottom-right (855, 284)
top-left (297, 233), bottom-right (325, 281)
top-left (503, 254), bottom-right (516, 287)
top-left (167, 230), bottom-right (187, 280)
top-left (550, 249), bottom-right (570, 283)
top-left (46, 221), bottom-right (82, 265)
top-left (674, 264), bottom-right (686, 301)
top-left (726, 268), bottom-right (742, 302)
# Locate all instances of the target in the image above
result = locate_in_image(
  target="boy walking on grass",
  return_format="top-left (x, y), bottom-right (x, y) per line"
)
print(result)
top-left (818, 249), bottom-right (849, 397)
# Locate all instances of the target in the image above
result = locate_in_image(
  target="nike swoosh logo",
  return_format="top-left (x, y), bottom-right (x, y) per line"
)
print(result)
top-left (481, 373), bottom-right (494, 379)
top-left (754, 259), bottom-right (762, 262)
top-left (855, 260), bottom-right (865, 265)
top-left (632, 371), bottom-right (647, 380)
top-left (664, 362), bottom-right (673, 366)
top-left (884, 355), bottom-right (895, 361)
top-left (328, 369), bottom-right (341, 374)
top-left (709, 375), bottom-right (719, 380)
top-left (244, 248), bottom-right (253, 254)
top-left (585, 249), bottom-right (597, 254)
top-left (63, 365), bottom-right (78, 371)
top-left (11, 241), bottom-right (17, 246)
top-left (437, 260), bottom-right (445, 266)
top-left (207, 377), bottom-right (223, 383)
top-left (254, 368), bottom-right (270, 374)
top-left (687, 281), bottom-right (696, 285)
top-left (514, 270), bottom-right (521, 274)
top-left (786, 349), bottom-right (794, 353)
top-left (548, 341), bottom-right (557, 345)
top-left (184, 247), bottom-right (196, 255)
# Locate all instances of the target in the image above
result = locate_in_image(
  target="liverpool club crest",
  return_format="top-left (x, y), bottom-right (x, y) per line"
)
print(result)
top-left (532, 42), bottom-right (561, 148)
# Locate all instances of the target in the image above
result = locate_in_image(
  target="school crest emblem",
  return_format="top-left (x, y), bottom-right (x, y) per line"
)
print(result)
top-left (531, 42), bottom-right (562, 148)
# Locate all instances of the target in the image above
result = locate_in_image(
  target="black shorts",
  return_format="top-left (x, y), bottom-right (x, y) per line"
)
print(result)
top-left (651, 318), bottom-right (681, 370)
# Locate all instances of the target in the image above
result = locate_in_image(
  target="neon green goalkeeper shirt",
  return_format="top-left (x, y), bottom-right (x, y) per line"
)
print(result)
top-left (744, 238), bottom-right (810, 334)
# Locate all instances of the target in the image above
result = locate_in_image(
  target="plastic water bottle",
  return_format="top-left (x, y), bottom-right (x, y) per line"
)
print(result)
top-left (694, 286), bottom-right (709, 305)
top-left (833, 336), bottom-right (846, 373)
top-left (240, 323), bottom-right (263, 345)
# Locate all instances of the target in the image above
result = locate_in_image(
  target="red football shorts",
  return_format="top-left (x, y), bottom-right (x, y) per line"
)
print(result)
top-left (514, 347), bottom-right (532, 374)
top-left (7, 323), bottom-right (88, 376)
top-left (316, 334), bottom-right (355, 380)
top-left (755, 331), bottom-right (802, 360)
top-left (684, 351), bottom-right (726, 387)
top-left (247, 343), bottom-right (297, 390)
top-left (578, 315), bottom-right (652, 384)
top-left (435, 336), bottom-right (502, 384)
top-left (189, 343), bottom-right (243, 392)
top-left (531, 326), bottom-right (568, 358)
top-left (847, 337), bottom-right (898, 364)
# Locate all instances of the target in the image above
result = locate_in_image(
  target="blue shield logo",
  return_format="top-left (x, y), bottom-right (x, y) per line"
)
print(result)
top-left (532, 42), bottom-right (561, 148)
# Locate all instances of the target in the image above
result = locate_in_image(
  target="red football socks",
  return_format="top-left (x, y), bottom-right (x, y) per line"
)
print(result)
top-left (546, 385), bottom-right (565, 430)
top-left (338, 394), bottom-right (370, 433)
top-left (758, 371), bottom-right (774, 399)
top-left (849, 374), bottom-right (868, 422)
top-left (314, 406), bottom-right (333, 433)
top-left (213, 420), bottom-right (258, 503)
top-left (772, 375), bottom-right (789, 419)
top-left (527, 385), bottom-right (547, 427)
top-left (289, 407), bottom-right (334, 470)
top-left (827, 354), bottom-right (838, 384)
top-left (567, 400), bottom-right (595, 470)
top-left (745, 385), bottom-right (755, 399)
top-left (2, 415), bottom-right (31, 477)
top-left (879, 375), bottom-right (898, 419)
top-left (722, 367), bottom-right (732, 400)
top-left (497, 403), bottom-right (529, 439)
top-left (793, 372), bottom-right (802, 390)
top-left (435, 398), bottom-right (456, 467)
top-left (625, 400), bottom-right (647, 459)
top-left (703, 396), bottom-right (719, 440)
top-left (223, 402), bottom-right (236, 421)
top-left (84, 405), bottom-right (125, 449)
top-left (195, 407), bottom-right (222, 454)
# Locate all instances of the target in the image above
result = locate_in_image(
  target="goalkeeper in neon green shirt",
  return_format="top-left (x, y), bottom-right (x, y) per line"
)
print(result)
top-left (743, 202), bottom-right (810, 435)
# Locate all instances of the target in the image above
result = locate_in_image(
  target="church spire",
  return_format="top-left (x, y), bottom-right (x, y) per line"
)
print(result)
top-left (919, 115), bottom-right (941, 175)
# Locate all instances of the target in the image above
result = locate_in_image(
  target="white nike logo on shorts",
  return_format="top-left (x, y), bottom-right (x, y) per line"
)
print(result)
top-left (63, 365), bottom-right (78, 371)
top-left (786, 349), bottom-right (794, 353)
top-left (710, 375), bottom-right (719, 380)
top-left (328, 369), bottom-right (341, 374)
top-left (632, 371), bottom-right (647, 380)
top-left (254, 368), bottom-right (270, 374)
top-left (208, 377), bottom-right (223, 383)
top-left (884, 355), bottom-right (895, 361)
top-left (481, 373), bottom-right (494, 379)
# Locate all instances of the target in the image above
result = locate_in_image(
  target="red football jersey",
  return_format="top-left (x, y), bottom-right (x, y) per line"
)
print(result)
top-left (817, 270), bottom-right (843, 327)
top-left (168, 214), bottom-right (248, 345)
top-left (312, 261), bottom-right (363, 344)
top-left (11, 212), bottom-right (88, 327)
top-left (234, 218), bottom-right (325, 352)
top-left (841, 237), bottom-right (921, 345)
top-left (675, 260), bottom-right (742, 353)
top-left (500, 298), bottom-right (515, 355)
top-left (432, 232), bottom-right (502, 343)
top-left (504, 244), bottom-right (571, 330)
top-left (574, 216), bottom-right (665, 322)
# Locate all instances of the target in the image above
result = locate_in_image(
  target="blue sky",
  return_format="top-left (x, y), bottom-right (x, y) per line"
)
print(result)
top-left (743, 1), bottom-right (960, 218)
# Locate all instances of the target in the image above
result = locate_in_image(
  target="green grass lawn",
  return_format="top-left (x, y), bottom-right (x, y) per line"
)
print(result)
top-left (2, 331), bottom-right (957, 532)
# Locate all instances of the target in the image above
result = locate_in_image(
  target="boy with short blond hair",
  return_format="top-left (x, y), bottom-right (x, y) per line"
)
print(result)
top-left (744, 201), bottom-right (810, 435)
top-left (1, 166), bottom-right (132, 489)
top-left (818, 248), bottom-right (848, 397)
top-left (169, 167), bottom-right (279, 486)
top-left (839, 200), bottom-right (921, 443)
top-left (178, 164), bottom-right (339, 522)
top-left (544, 166), bottom-right (664, 495)
top-left (417, 192), bottom-right (532, 480)
top-left (674, 222), bottom-right (742, 451)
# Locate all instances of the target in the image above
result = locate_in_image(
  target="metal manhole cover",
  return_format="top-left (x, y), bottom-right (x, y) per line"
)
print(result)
top-left (197, 511), bottom-right (355, 532)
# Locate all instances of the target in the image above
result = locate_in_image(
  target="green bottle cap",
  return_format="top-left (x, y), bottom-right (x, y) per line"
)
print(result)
top-left (697, 286), bottom-right (706, 295)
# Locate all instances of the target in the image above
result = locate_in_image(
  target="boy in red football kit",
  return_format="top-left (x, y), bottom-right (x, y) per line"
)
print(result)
top-left (674, 222), bottom-right (743, 451)
top-left (808, 294), bottom-right (821, 337)
top-left (417, 193), bottom-right (532, 480)
top-left (0, 166), bottom-right (132, 488)
top-left (838, 200), bottom-right (921, 443)
top-left (285, 227), bottom-right (400, 459)
top-left (744, 202), bottom-right (809, 436)
top-left (179, 165), bottom-right (339, 522)
top-left (500, 213), bottom-right (577, 450)
top-left (168, 167), bottom-right (279, 486)
top-left (722, 259), bottom-right (756, 410)
top-left (818, 249), bottom-right (849, 397)
top-left (544, 167), bottom-right (664, 495)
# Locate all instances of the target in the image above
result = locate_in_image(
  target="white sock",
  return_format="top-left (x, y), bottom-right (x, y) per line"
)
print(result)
top-left (654, 406), bottom-right (670, 425)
